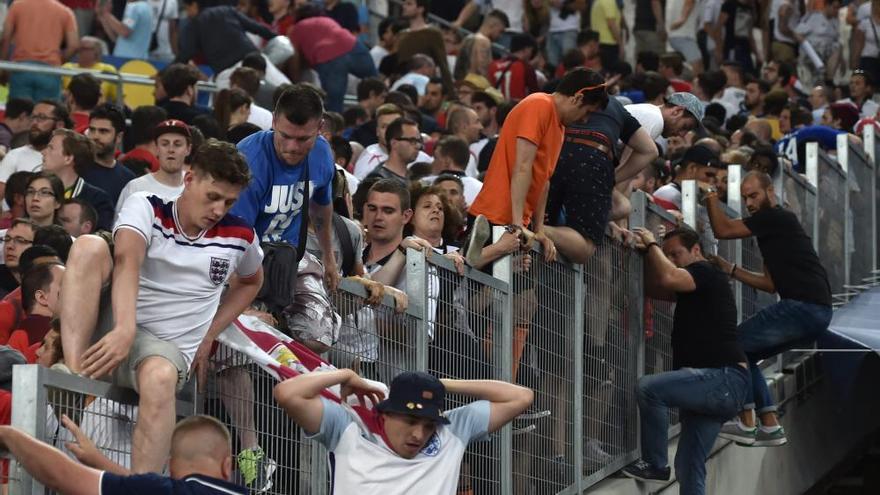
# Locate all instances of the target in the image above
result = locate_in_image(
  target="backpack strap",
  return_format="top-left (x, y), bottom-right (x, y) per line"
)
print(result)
top-left (332, 214), bottom-right (356, 277)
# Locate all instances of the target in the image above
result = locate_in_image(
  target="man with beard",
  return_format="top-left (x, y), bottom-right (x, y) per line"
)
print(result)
top-left (84, 104), bottom-right (135, 205)
top-left (420, 78), bottom-right (447, 128)
top-left (701, 171), bottom-right (831, 448)
top-left (41, 129), bottom-right (115, 231)
top-left (625, 92), bottom-right (704, 142)
top-left (116, 120), bottom-right (192, 213)
top-left (0, 100), bottom-right (71, 202)
top-left (740, 77), bottom-right (769, 117)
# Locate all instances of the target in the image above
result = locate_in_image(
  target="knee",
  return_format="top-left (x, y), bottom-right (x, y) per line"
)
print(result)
top-left (136, 358), bottom-right (179, 404)
top-left (67, 235), bottom-right (111, 269)
top-left (636, 376), bottom-right (655, 403)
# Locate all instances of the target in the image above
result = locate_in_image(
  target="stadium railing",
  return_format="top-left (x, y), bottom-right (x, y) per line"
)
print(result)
top-left (6, 128), bottom-right (879, 495)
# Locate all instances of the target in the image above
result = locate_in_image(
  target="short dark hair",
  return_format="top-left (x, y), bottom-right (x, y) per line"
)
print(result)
top-left (323, 112), bottom-right (345, 136)
top-left (330, 135), bottom-right (353, 165)
top-left (272, 83), bottom-right (295, 109)
top-left (52, 128), bottom-right (96, 174)
top-left (485, 9), bottom-right (510, 28)
top-left (395, 84), bottom-right (419, 109)
top-left (747, 146), bottom-right (780, 176)
top-left (414, 0), bottom-right (431, 14)
top-left (556, 68), bottom-right (608, 107)
top-left (5, 171), bottom-right (34, 209)
top-left (659, 52), bottom-right (684, 75)
top-left (21, 258), bottom-right (62, 314)
top-left (130, 105), bottom-right (168, 146)
top-left (5, 98), bottom-right (33, 119)
top-left (190, 139), bottom-right (251, 187)
top-left (357, 78), bottom-right (387, 102)
top-left (33, 224), bottom-right (71, 262)
top-left (742, 170), bottom-right (774, 188)
top-left (274, 84), bottom-right (324, 125)
top-left (27, 172), bottom-right (65, 205)
top-left (433, 173), bottom-right (464, 191)
top-left (161, 63), bottom-right (202, 99)
top-left (637, 51), bottom-right (660, 72)
top-left (226, 122), bottom-right (261, 144)
top-left (509, 33), bottom-right (537, 54)
top-left (638, 71), bottom-right (670, 101)
top-left (576, 30), bottom-right (599, 46)
top-left (663, 226), bottom-right (702, 252)
top-left (434, 135), bottom-right (469, 169)
top-left (68, 73), bottom-right (101, 110)
top-left (698, 70), bottom-right (727, 98)
top-left (230, 67), bottom-right (262, 98)
top-left (241, 52), bottom-right (267, 73)
top-left (343, 106), bottom-right (368, 127)
top-left (89, 103), bottom-right (126, 134)
top-left (36, 100), bottom-right (72, 129)
top-left (192, 114), bottom-right (223, 140)
top-left (62, 198), bottom-right (97, 234)
top-left (745, 76), bottom-right (771, 94)
top-left (385, 116), bottom-right (418, 148)
top-left (368, 178), bottom-right (411, 211)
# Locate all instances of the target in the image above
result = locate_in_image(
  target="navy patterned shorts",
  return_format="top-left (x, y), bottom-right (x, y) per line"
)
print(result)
top-left (547, 142), bottom-right (615, 244)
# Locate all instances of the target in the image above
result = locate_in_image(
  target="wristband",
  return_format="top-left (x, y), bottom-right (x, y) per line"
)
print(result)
top-left (646, 241), bottom-right (660, 251)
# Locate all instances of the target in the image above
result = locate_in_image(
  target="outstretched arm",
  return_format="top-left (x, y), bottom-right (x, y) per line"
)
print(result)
top-left (440, 379), bottom-right (533, 433)
top-left (702, 186), bottom-right (752, 239)
top-left (0, 425), bottom-right (103, 495)
top-left (274, 369), bottom-right (385, 435)
top-left (61, 415), bottom-right (131, 476)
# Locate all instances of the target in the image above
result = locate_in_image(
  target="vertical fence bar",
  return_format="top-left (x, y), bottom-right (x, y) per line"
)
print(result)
top-left (406, 248), bottom-right (429, 372)
top-left (629, 191), bottom-right (647, 437)
top-left (728, 165), bottom-right (744, 323)
top-left (864, 125), bottom-right (877, 271)
top-left (681, 180), bottom-right (698, 229)
top-left (806, 143), bottom-right (821, 252)
top-left (837, 134), bottom-right (852, 292)
top-left (490, 226), bottom-right (513, 495)
top-left (571, 262), bottom-right (586, 494)
top-left (10, 365), bottom-right (47, 495)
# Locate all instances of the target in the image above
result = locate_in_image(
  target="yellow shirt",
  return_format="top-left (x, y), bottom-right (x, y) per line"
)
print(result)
top-left (61, 62), bottom-right (119, 104)
top-left (590, 0), bottom-right (622, 46)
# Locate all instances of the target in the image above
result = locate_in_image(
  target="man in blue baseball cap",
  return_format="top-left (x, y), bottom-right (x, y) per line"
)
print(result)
top-left (274, 369), bottom-right (533, 493)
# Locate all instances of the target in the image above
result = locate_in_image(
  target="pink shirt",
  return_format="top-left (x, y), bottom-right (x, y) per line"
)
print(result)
top-left (288, 16), bottom-right (356, 66)
top-left (4, 0), bottom-right (76, 66)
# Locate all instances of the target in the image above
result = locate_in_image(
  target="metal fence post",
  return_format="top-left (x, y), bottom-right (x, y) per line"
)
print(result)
top-left (806, 143), bottom-right (821, 252)
top-left (628, 191), bottom-right (647, 446)
top-left (864, 125), bottom-right (877, 271)
top-left (10, 365), bottom-right (47, 495)
top-left (728, 165), bottom-right (744, 324)
top-left (571, 262), bottom-right (585, 494)
top-left (681, 180), bottom-right (698, 229)
top-left (490, 226), bottom-right (513, 495)
top-left (406, 249), bottom-right (429, 372)
top-left (837, 134), bottom-right (851, 292)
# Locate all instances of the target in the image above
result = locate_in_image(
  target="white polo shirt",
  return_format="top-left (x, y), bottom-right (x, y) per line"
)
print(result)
top-left (310, 398), bottom-right (491, 495)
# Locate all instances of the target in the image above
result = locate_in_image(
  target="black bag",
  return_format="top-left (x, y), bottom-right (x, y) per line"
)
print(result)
top-left (149, 0), bottom-right (167, 53)
top-left (256, 159), bottom-right (311, 317)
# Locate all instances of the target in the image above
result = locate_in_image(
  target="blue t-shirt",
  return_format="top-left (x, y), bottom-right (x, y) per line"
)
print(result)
top-left (101, 472), bottom-right (247, 495)
top-left (775, 125), bottom-right (844, 173)
top-left (113, 1), bottom-right (153, 59)
top-left (231, 130), bottom-right (334, 244)
top-left (82, 162), bottom-right (136, 205)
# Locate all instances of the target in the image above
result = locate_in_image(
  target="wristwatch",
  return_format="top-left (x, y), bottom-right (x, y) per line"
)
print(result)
top-left (704, 186), bottom-right (717, 195)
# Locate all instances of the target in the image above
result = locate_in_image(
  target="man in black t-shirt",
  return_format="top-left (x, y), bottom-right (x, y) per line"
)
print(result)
top-left (701, 171), bottom-right (832, 448)
top-left (622, 227), bottom-right (749, 493)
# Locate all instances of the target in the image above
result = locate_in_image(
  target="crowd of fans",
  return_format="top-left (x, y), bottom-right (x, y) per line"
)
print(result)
top-left (0, 0), bottom-right (872, 493)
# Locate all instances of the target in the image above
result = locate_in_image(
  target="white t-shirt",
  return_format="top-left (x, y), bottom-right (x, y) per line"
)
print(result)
top-left (654, 182), bottom-right (682, 209)
top-left (772, 0), bottom-right (800, 44)
top-left (857, 1), bottom-right (871, 22)
top-left (494, 0), bottom-right (524, 32)
top-left (147, 0), bottom-right (178, 62)
top-left (309, 398), bottom-right (491, 495)
top-left (247, 104), bottom-right (274, 131)
top-left (795, 12), bottom-right (839, 47)
top-left (549, 7), bottom-right (580, 32)
top-left (625, 103), bottom-right (665, 140)
top-left (352, 143), bottom-right (433, 180)
top-left (421, 174), bottom-right (483, 207)
top-left (857, 17), bottom-right (880, 59)
top-left (339, 164), bottom-right (360, 195)
top-left (114, 193), bottom-right (263, 366)
top-left (0, 145), bottom-right (42, 182)
top-left (370, 45), bottom-right (390, 69)
top-left (214, 55), bottom-right (292, 89)
top-left (115, 173), bottom-right (184, 214)
top-left (667, 0), bottom-right (700, 38)
top-left (391, 73), bottom-right (431, 96)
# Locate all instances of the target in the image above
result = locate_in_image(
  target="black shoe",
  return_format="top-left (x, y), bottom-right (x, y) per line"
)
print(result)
top-left (621, 460), bottom-right (671, 483)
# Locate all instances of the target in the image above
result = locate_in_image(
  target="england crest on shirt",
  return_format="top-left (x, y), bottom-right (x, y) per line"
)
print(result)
top-left (209, 257), bottom-right (230, 285)
top-left (420, 433), bottom-right (441, 457)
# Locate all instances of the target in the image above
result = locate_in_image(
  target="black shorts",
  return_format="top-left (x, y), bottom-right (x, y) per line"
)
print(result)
top-left (547, 143), bottom-right (615, 245)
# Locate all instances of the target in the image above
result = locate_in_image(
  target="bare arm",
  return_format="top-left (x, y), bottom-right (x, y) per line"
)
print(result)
top-left (440, 379), bottom-right (533, 433)
top-left (63, 26), bottom-right (80, 62)
top-left (274, 369), bottom-right (385, 434)
top-left (0, 426), bottom-right (103, 495)
top-left (453, 1), bottom-right (479, 28)
top-left (61, 415), bottom-right (131, 476)
top-left (645, 243), bottom-right (698, 292)
top-left (851, 29), bottom-right (865, 69)
top-left (609, 189), bottom-right (632, 221)
top-left (703, 192), bottom-right (753, 239)
top-left (671, 0), bottom-right (695, 29)
top-left (312, 201), bottom-right (340, 290)
top-left (96, 8), bottom-right (133, 40)
top-left (169, 19), bottom-right (179, 55)
top-left (615, 127), bottom-right (659, 185)
top-left (510, 138), bottom-right (538, 228)
top-left (651, 0), bottom-right (666, 33)
top-left (777, 3), bottom-right (796, 39)
top-left (734, 263), bottom-right (776, 293)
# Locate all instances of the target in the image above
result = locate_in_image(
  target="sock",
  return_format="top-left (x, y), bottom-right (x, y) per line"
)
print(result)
top-left (760, 425), bottom-right (781, 433)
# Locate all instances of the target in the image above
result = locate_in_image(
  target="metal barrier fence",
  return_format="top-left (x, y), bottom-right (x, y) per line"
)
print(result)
top-left (6, 129), bottom-right (879, 495)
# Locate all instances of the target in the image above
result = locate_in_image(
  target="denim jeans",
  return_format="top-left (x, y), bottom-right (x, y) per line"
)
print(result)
top-left (738, 299), bottom-right (832, 413)
top-left (9, 61), bottom-right (62, 101)
top-left (315, 40), bottom-right (377, 113)
top-left (546, 29), bottom-right (578, 67)
top-left (638, 366), bottom-right (749, 495)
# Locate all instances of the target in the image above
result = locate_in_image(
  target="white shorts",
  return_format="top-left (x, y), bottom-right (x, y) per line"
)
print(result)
top-left (669, 37), bottom-right (702, 63)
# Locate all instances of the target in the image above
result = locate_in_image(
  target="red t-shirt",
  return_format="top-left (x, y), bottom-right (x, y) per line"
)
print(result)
top-left (488, 57), bottom-right (539, 101)
top-left (72, 111), bottom-right (89, 134)
top-left (288, 17), bottom-right (356, 66)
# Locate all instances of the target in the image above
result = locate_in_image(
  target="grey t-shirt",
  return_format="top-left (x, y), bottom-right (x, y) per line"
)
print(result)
top-left (306, 215), bottom-right (364, 276)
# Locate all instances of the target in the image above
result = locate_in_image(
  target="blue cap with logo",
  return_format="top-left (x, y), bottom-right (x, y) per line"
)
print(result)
top-left (376, 371), bottom-right (450, 424)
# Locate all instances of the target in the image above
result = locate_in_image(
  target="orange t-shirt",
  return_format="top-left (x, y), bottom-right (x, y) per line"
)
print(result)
top-left (5, 0), bottom-right (76, 66)
top-left (469, 93), bottom-right (564, 226)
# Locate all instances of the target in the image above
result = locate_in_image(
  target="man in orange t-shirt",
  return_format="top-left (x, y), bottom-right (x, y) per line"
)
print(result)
top-left (468, 68), bottom-right (609, 263)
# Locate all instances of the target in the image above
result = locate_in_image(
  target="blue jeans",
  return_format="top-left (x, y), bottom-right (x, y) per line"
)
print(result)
top-left (9, 61), bottom-right (62, 101)
top-left (315, 40), bottom-right (377, 113)
top-left (638, 366), bottom-right (749, 495)
top-left (738, 299), bottom-right (832, 413)
top-left (546, 29), bottom-right (578, 67)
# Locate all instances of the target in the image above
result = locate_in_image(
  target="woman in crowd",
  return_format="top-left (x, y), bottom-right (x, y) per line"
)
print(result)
top-left (213, 88), bottom-right (254, 140)
top-left (25, 173), bottom-right (64, 228)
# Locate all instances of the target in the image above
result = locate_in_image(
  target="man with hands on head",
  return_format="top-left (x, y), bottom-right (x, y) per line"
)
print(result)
top-left (697, 171), bottom-right (831, 447)
top-left (273, 369), bottom-right (533, 493)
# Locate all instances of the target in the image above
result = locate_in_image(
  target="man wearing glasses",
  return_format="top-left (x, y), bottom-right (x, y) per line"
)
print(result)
top-left (0, 218), bottom-right (35, 296)
top-left (0, 101), bottom-right (71, 203)
top-left (365, 117), bottom-right (423, 186)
